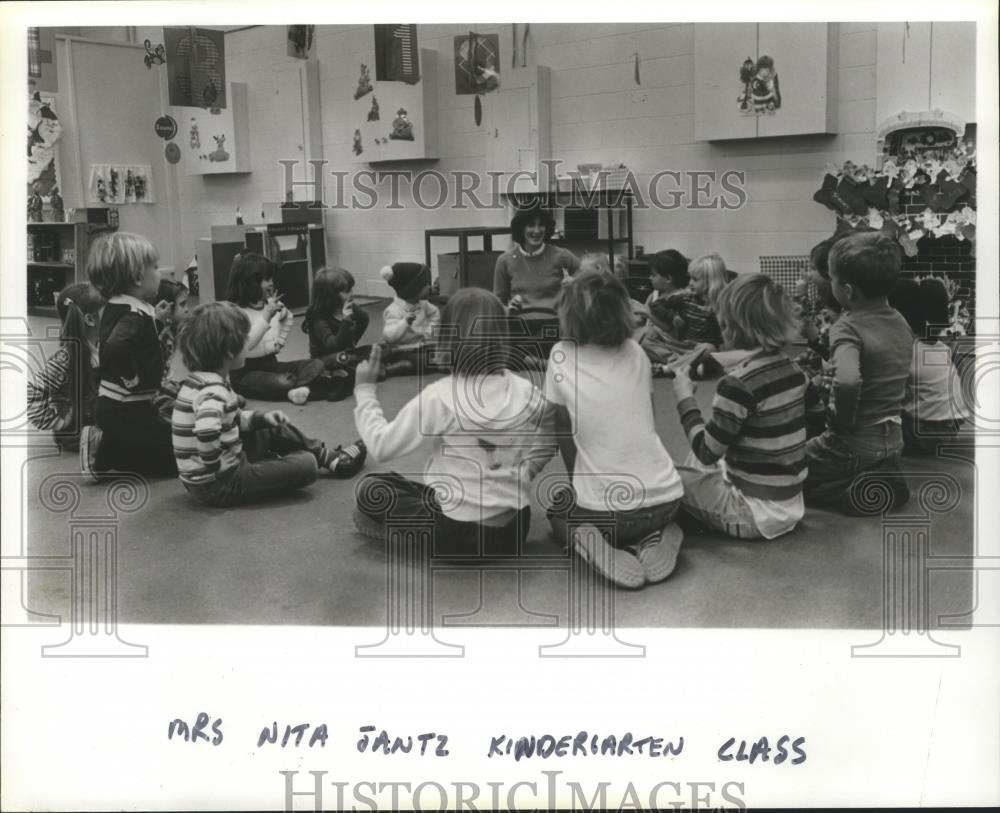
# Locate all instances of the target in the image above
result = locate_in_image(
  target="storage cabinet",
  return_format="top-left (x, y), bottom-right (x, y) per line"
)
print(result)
top-left (876, 22), bottom-right (976, 127)
top-left (27, 219), bottom-right (115, 317)
top-left (347, 49), bottom-right (439, 164)
top-left (483, 65), bottom-right (551, 195)
top-left (172, 82), bottom-right (251, 175)
top-left (695, 23), bottom-right (839, 140)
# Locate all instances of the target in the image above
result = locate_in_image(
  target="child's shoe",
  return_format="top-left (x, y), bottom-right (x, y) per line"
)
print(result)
top-left (325, 439), bottom-right (367, 478)
top-left (650, 363), bottom-right (675, 378)
top-left (79, 425), bottom-right (102, 482)
top-left (287, 386), bottom-right (310, 405)
top-left (352, 507), bottom-right (385, 540)
top-left (571, 524), bottom-right (646, 589)
top-left (630, 523), bottom-right (683, 583)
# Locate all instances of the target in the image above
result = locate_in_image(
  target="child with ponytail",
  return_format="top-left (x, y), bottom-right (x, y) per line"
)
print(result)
top-left (27, 282), bottom-right (105, 450)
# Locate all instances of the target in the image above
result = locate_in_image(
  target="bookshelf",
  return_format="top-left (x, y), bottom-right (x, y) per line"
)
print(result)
top-left (27, 216), bottom-right (115, 317)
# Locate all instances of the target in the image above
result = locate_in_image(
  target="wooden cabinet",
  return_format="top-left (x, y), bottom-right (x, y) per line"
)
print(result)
top-left (695, 23), bottom-right (839, 140)
top-left (347, 49), bottom-right (439, 164)
top-left (483, 65), bottom-right (551, 195)
top-left (876, 22), bottom-right (976, 127)
top-left (171, 82), bottom-right (251, 175)
top-left (27, 220), bottom-right (114, 317)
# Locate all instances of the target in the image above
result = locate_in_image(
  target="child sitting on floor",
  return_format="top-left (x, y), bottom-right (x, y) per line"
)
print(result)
top-left (803, 231), bottom-right (914, 514)
top-left (637, 248), bottom-right (690, 361)
top-left (352, 288), bottom-right (557, 555)
top-left (889, 277), bottom-right (969, 455)
top-left (672, 273), bottom-right (823, 539)
top-left (649, 253), bottom-right (729, 364)
top-left (153, 279), bottom-right (195, 422)
top-left (378, 261), bottom-right (441, 374)
top-left (545, 269), bottom-right (686, 588)
top-left (225, 252), bottom-right (327, 404)
top-left (27, 282), bottom-right (105, 451)
top-left (80, 232), bottom-right (178, 479)
top-left (793, 234), bottom-right (845, 388)
top-left (172, 302), bottom-right (366, 507)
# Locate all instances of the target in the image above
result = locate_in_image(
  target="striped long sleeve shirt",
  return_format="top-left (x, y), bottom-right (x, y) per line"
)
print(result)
top-left (676, 349), bottom-right (823, 500)
top-left (171, 372), bottom-right (262, 485)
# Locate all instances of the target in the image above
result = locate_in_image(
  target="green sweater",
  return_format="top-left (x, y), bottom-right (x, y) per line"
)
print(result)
top-left (493, 244), bottom-right (581, 311)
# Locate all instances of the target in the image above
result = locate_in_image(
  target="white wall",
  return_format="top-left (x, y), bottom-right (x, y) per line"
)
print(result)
top-left (66, 22), bottom-right (970, 294)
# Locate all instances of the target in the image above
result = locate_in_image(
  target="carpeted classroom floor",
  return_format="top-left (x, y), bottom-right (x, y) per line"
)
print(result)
top-left (21, 302), bottom-right (975, 629)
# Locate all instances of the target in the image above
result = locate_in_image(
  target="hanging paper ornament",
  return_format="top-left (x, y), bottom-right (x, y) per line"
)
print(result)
top-left (144, 39), bottom-right (166, 69)
top-left (474, 95), bottom-right (482, 127)
top-left (165, 142), bottom-right (181, 164)
top-left (455, 32), bottom-right (500, 126)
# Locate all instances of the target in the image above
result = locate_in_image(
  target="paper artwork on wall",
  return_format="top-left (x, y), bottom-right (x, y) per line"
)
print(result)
top-left (353, 63), bottom-right (373, 100)
top-left (89, 164), bottom-right (156, 204)
top-left (287, 26), bottom-right (315, 59)
top-left (737, 55), bottom-right (781, 115)
top-left (374, 24), bottom-right (419, 84)
top-left (28, 93), bottom-right (62, 194)
top-left (454, 33), bottom-right (500, 95)
top-left (164, 27), bottom-right (226, 109)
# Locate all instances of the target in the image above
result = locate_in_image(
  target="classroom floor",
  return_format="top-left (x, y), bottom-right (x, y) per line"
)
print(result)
top-left (21, 302), bottom-right (975, 630)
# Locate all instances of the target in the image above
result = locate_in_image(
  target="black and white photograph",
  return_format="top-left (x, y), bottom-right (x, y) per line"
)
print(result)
top-left (2, 2), bottom-right (998, 810)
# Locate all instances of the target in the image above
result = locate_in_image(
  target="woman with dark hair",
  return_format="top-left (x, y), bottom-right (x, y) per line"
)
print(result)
top-left (493, 204), bottom-right (580, 362)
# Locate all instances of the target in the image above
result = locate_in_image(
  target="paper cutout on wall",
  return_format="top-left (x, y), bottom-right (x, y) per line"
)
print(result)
top-left (144, 39), bottom-right (166, 69)
top-left (89, 164), bottom-right (156, 204)
top-left (165, 143), bottom-right (181, 164)
top-left (165, 27), bottom-right (226, 109)
top-left (353, 64), bottom-right (373, 100)
top-left (389, 108), bottom-right (414, 141)
top-left (28, 93), bottom-right (62, 192)
top-left (374, 24), bottom-right (419, 84)
top-left (367, 97), bottom-right (380, 121)
top-left (738, 55), bottom-right (781, 115)
top-left (352, 129), bottom-right (363, 155)
top-left (287, 25), bottom-right (315, 59)
top-left (454, 33), bottom-right (500, 95)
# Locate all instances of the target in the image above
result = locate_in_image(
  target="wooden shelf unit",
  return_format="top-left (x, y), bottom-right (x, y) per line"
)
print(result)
top-left (27, 220), bottom-right (115, 317)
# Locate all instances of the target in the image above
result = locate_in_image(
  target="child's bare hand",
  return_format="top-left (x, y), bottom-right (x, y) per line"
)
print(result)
top-left (343, 299), bottom-right (355, 318)
top-left (355, 344), bottom-right (382, 386)
top-left (561, 268), bottom-right (573, 286)
top-left (509, 294), bottom-right (523, 311)
top-left (672, 367), bottom-right (696, 400)
top-left (262, 410), bottom-right (289, 426)
top-left (154, 300), bottom-right (172, 322)
top-left (405, 313), bottom-right (417, 324)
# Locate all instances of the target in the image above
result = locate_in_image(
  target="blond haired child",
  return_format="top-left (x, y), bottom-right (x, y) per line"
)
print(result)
top-left (172, 302), bottom-right (365, 507)
top-left (673, 273), bottom-right (823, 539)
top-left (545, 269), bottom-right (685, 588)
top-left (80, 232), bottom-right (177, 479)
top-left (353, 288), bottom-right (556, 555)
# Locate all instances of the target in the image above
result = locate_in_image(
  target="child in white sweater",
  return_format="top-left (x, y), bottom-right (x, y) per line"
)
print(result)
top-left (353, 288), bottom-right (556, 555)
top-left (224, 252), bottom-right (325, 404)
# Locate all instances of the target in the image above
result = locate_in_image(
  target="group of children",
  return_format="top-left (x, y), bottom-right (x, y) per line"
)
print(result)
top-left (28, 224), bottom-right (968, 589)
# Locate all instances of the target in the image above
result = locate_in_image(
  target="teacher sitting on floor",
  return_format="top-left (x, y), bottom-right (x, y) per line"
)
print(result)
top-left (493, 204), bottom-right (581, 363)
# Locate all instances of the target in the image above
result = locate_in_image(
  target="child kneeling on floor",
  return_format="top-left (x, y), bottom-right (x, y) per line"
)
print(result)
top-left (545, 269), bottom-right (685, 589)
top-left (802, 232), bottom-right (913, 514)
top-left (172, 302), bottom-right (366, 507)
top-left (672, 273), bottom-right (824, 539)
top-left (352, 288), bottom-right (557, 555)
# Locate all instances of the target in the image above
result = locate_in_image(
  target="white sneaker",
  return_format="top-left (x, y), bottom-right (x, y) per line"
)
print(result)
top-left (287, 386), bottom-right (310, 405)
top-left (572, 524), bottom-right (646, 589)
top-left (631, 522), bottom-right (684, 583)
top-left (79, 425), bottom-right (102, 482)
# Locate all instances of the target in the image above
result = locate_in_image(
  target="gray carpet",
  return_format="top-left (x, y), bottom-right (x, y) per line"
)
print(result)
top-left (21, 303), bottom-right (974, 629)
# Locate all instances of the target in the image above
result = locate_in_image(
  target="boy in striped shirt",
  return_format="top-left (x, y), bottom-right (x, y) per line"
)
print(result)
top-left (172, 302), bottom-right (366, 507)
top-left (672, 273), bottom-right (824, 539)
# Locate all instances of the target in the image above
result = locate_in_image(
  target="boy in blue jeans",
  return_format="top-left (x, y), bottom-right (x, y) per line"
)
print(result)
top-left (172, 302), bottom-right (366, 507)
top-left (803, 231), bottom-right (913, 514)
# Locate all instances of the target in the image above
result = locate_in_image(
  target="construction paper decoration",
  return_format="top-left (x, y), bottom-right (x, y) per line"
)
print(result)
top-left (165, 27), bottom-right (226, 109)
top-left (144, 39), bottom-right (166, 69)
top-left (89, 164), bottom-right (156, 203)
top-left (454, 33), bottom-right (500, 94)
top-left (154, 115), bottom-right (178, 140)
top-left (287, 25), bottom-right (314, 59)
top-left (28, 92), bottom-right (62, 187)
top-left (165, 143), bottom-right (180, 163)
top-left (374, 24), bottom-right (419, 84)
